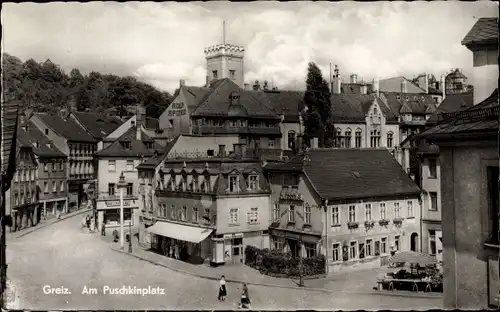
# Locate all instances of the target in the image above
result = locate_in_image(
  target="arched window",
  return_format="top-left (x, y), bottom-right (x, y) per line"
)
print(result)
top-left (344, 128), bottom-right (352, 148)
top-left (335, 128), bottom-right (343, 147)
top-left (288, 131), bottom-right (296, 149)
top-left (355, 128), bottom-right (362, 148)
top-left (387, 132), bottom-right (394, 148)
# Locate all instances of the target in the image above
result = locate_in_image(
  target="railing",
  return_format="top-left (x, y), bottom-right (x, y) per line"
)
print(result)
top-left (97, 193), bottom-right (138, 201)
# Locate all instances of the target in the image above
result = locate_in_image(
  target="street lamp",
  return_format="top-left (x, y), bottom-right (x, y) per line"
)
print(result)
top-left (299, 237), bottom-right (304, 287)
top-left (128, 214), bottom-right (132, 253)
top-left (117, 172), bottom-right (127, 250)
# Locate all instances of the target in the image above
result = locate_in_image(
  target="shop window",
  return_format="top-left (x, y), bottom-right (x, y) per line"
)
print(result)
top-left (366, 239), bottom-right (373, 256)
top-left (375, 241), bottom-right (380, 256)
top-left (332, 243), bottom-right (341, 262)
top-left (349, 241), bottom-right (357, 259)
top-left (429, 230), bottom-right (436, 255)
top-left (359, 242), bottom-right (365, 259)
top-left (381, 237), bottom-right (387, 254)
top-left (304, 243), bottom-right (316, 258)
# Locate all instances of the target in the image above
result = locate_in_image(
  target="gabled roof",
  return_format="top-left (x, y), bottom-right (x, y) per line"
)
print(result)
top-left (426, 92), bottom-right (474, 125)
top-left (461, 17), bottom-right (499, 46)
top-left (469, 88), bottom-right (498, 110)
top-left (72, 112), bottom-right (122, 140)
top-left (249, 90), bottom-right (306, 122)
top-left (378, 77), bottom-right (426, 94)
top-left (383, 93), bottom-right (437, 115)
top-left (96, 126), bottom-right (163, 158)
top-left (182, 86), bottom-right (212, 113)
top-left (33, 113), bottom-right (96, 142)
top-left (136, 136), bottom-right (180, 169)
top-left (17, 121), bottom-right (66, 157)
top-left (266, 148), bottom-right (421, 201)
top-left (190, 79), bottom-right (280, 119)
top-left (330, 93), bottom-right (398, 123)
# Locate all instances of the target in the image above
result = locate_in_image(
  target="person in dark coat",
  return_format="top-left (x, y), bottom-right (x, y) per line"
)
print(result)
top-left (218, 275), bottom-right (227, 301)
top-left (239, 283), bottom-right (250, 308)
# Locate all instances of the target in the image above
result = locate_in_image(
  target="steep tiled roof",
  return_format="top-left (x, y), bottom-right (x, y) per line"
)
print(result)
top-left (17, 121), bottom-right (66, 157)
top-left (469, 88), bottom-right (498, 110)
top-left (383, 93), bottom-right (437, 115)
top-left (72, 112), bottom-right (122, 140)
top-left (266, 149), bottom-right (421, 200)
top-left (426, 92), bottom-right (474, 125)
top-left (330, 93), bottom-right (398, 123)
top-left (1, 100), bottom-right (20, 175)
top-left (446, 69), bottom-right (467, 80)
top-left (378, 77), bottom-right (426, 94)
top-left (461, 17), bottom-right (499, 46)
top-left (190, 79), bottom-right (280, 119)
top-left (96, 127), bottom-right (163, 158)
top-left (182, 86), bottom-right (211, 113)
top-left (34, 113), bottom-right (96, 142)
top-left (136, 136), bottom-right (180, 169)
top-left (341, 83), bottom-right (373, 94)
top-left (249, 90), bottom-right (306, 122)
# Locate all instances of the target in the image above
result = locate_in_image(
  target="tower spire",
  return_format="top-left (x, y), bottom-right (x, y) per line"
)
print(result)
top-left (222, 20), bottom-right (226, 45)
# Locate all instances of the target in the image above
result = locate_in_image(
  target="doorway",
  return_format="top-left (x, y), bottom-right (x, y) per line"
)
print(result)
top-left (410, 232), bottom-right (419, 252)
top-left (231, 237), bottom-right (243, 263)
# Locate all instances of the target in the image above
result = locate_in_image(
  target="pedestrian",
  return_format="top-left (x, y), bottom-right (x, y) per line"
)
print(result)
top-left (174, 244), bottom-right (179, 260)
top-left (218, 275), bottom-right (227, 301)
top-left (86, 215), bottom-right (91, 229)
top-left (239, 283), bottom-right (251, 309)
top-left (101, 222), bottom-right (106, 236)
top-left (112, 229), bottom-right (119, 242)
top-left (169, 245), bottom-right (174, 258)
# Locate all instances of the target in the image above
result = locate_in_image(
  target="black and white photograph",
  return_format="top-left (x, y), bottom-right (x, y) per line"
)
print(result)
top-left (0, 1), bottom-right (498, 310)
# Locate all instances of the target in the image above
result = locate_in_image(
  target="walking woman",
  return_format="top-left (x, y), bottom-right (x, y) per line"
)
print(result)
top-left (218, 275), bottom-right (227, 301)
top-left (239, 283), bottom-right (251, 309)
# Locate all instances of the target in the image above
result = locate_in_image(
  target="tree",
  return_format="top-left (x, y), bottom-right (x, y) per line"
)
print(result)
top-left (303, 62), bottom-right (335, 147)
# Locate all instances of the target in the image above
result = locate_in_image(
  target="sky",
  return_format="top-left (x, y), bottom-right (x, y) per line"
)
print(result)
top-left (2, 1), bottom-right (498, 93)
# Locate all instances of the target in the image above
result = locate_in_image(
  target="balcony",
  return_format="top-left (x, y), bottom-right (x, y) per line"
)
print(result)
top-left (97, 193), bottom-right (138, 202)
top-left (279, 185), bottom-right (303, 201)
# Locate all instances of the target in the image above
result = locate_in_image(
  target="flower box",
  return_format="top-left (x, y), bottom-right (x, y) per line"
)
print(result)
top-left (378, 219), bottom-right (390, 226)
top-left (393, 217), bottom-right (404, 225)
top-left (364, 220), bottom-right (375, 228)
top-left (347, 221), bottom-right (359, 229)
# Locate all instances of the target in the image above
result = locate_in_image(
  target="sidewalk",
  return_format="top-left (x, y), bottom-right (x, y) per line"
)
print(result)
top-left (109, 237), bottom-right (329, 293)
top-left (7, 207), bottom-right (92, 240)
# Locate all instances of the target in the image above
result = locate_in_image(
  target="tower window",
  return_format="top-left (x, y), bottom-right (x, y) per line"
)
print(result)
top-left (229, 70), bottom-right (235, 78)
top-left (212, 70), bottom-right (218, 79)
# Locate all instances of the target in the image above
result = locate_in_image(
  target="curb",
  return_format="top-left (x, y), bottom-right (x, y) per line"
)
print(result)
top-left (13, 208), bottom-right (92, 239)
top-left (362, 290), bottom-right (443, 299)
top-left (110, 246), bottom-right (331, 293)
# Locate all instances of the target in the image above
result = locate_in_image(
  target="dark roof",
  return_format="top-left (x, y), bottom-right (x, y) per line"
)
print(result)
top-left (340, 82), bottom-right (372, 94)
top-left (96, 127), bottom-right (164, 158)
top-left (72, 112), bottom-right (122, 140)
top-left (461, 18), bottom-right (499, 46)
top-left (382, 93), bottom-right (437, 115)
top-left (469, 88), bottom-right (498, 110)
top-left (330, 93), bottom-right (398, 123)
top-left (378, 77), bottom-right (426, 94)
top-left (17, 121), bottom-right (66, 157)
top-left (1, 100), bottom-right (20, 174)
top-left (145, 117), bottom-right (159, 129)
top-left (190, 79), bottom-right (280, 119)
top-left (137, 136), bottom-right (180, 169)
top-left (426, 92), bottom-right (474, 125)
top-left (181, 86), bottom-right (211, 113)
top-left (248, 90), bottom-right (306, 122)
top-left (266, 148), bottom-right (421, 200)
top-left (446, 69), bottom-right (467, 80)
top-left (34, 113), bottom-right (96, 142)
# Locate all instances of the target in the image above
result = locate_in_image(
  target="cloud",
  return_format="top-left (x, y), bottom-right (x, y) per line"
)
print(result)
top-left (2, 2), bottom-right (498, 93)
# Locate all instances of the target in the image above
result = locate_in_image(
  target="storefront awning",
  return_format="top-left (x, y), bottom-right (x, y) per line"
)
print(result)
top-left (146, 221), bottom-right (214, 243)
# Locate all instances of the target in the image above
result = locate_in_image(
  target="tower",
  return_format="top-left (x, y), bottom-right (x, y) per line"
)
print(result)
top-left (204, 21), bottom-right (245, 88)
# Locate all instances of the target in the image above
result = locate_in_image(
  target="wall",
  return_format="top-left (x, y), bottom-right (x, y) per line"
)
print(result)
top-left (421, 157), bottom-right (441, 220)
top-left (225, 57), bottom-right (245, 88)
top-left (37, 156), bottom-right (68, 202)
top-left (158, 90), bottom-right (190, 135)
top-left (216, 195), bottom-right (270, 234)
top-left (97, 158), bottom-right (141, 197)
top-left (155, 194), bottom-right (217, 224)
top-left (472, 47), bottom-right (498, 105)
top-left (280, 122), bottom-right (303, 151)
top-left (167, 135), bottom-right (240, 157)
top-left (440, 142), bottom-right (498, 309)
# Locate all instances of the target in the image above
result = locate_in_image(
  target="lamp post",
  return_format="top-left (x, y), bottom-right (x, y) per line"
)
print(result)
top-left (117, 172), bottom-right (127, 250)
top-left (128, 215), bottom-right (132, 253)
top-left (299, 237), bottom-right (304, 287)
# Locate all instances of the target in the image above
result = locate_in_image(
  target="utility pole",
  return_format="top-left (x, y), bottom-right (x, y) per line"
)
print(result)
top-left (299, 236), bottom-right (304, 287)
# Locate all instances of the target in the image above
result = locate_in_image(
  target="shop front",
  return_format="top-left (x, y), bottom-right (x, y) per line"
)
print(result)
top-left (269, 228), bottom-right (321, 258)
top-left (146, 220), bottom-right (214, 264)
top-left (211, 231), bottom-right (270, 266)
top-left (96, 197), bottom-right (139, 229)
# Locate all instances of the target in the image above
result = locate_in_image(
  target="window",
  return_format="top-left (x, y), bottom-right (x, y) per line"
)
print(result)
top-left (108, 160), bottom-right (116, 172)
top-left (229, 69), bottom-right (235, 78)
top-left (333, 243), bottom-right (341, 262)
top-left (304, 243), bottom-right (316, 258)
top-left (366, 239), bottom-right (373, 256)
top-left (248, 207), bottom-right (258, 224)
top-left (212, 70), bottom-right (218, 79)
top-left (44, 163), bottom-right (48, 172)
top-left (230, 120), bottom-right (237, 127)
top-left (44, 182), bottom-right (49, 194)
top-left (288, 131), bottom-right (296, 149)
top-left (348, 205), bottom-right (356, 222)
top-left (387, 132), bottom-right (393, 148)
top-left (304, 205), bottom-right (311, 224)
top-left (381, 237), bottom-right (387, 254)
top-left (162, 205), bottom-right (167, 218)
top-left (126, 183), bottom-right (133, 196)
top-left (248, 175), bottom-right (258, 191)
top-left (428, 158), bottom-right (437, 178)
top-left (60, 161), bottom-right (64, 171)
top-left (60, 181), bottom-right (64, 192)
top-left (289, 205), bottom-right (295, 222)
top-left (229, 175), bottom-right (238, 192)
top-left (336, 128), bottom-right (343, 147)
top-left (487, 166), bottom-right (499, 244)
top-left (395, 235), bottom-right (401, 251)
top-left (394, 202), bottom-right (400, 218)
top-left (14, 171), bottom-right (18, 182)
top-left (407, 201), bottom-right (413, 217)
top-left (45, 128), bottom-right (49, 135)
top-left (52, 181), bottom-right (57, 193)
top-left (268, 139), bottom-right (275, 149)
top-left (331, 207), bottom-right (340, 225)
top-left (359, 242), bottom-right (365, 259)
top-left (171, 205), bottom-right (176, 220)
top-left (349, 241), bottom-right (357, 259)
top-left (108, 183), bottom-right (115, 196)
top-left (355, 129), bottom-right (362, 148)
top-left (429, 230), bottom-right (436, 255)
top-left (429, 192), bottom-right (438, 211)
top-left (272, 237), bottom-right (285, 251)
top-left (229, 208), bottom-right (239, 224)
top-left (192, 207), bottom-right (198, 222)
top-left (126, 160), bottom-right (134, 171)
top-left (370, 130), bottom-right (381, 148)
top-left (273, 203), bottom-right (280, 221)
top-left (52, 161), bottom-right (56, 172)
top-left (374, 241), bottom-right (380, 256)
top-left (181, 206), bottom-right (187, 221)
top-left (380, 203), bottom-right (386, 219)
top-left (365, 204), bottom-right (372, 221)
top-left (344, 129), bottom-right (352, 148)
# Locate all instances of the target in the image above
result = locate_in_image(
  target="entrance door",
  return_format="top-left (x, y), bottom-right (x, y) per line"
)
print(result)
top-left (231, 238), bottom-right (243, 263)
top-left (410, 232), bottom-right (418, 252)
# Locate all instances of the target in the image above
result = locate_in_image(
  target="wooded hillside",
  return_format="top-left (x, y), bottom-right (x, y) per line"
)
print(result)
top-left (1, 53), bottom-right (173, 118)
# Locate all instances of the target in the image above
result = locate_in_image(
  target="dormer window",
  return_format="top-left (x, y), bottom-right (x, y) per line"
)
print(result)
top-left (405, 96), bottom-right (409, 101)
top-left (121, 141), bottom-right (131, 149)
top-left (229, 92), bottom-right (240, 106)
top-left (147, 142), bottom-right (154, 149)
top-left (397, 96), bottom-right (401, 100)
top-left (373, 107), bottom-right (378, 115)
top-left (131, 121), bottom-right (136, 127)
top-left (229, 175), bottom-right (239, 193)
top-left (248, 175), bottom-right (259, 191)
top-left (207, 149), bottom-right (215, 157)
top-left (230, 120), bottom-right (237, 127)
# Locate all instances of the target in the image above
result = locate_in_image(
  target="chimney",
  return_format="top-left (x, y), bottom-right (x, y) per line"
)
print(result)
top-left (310, 137), bottom-right (319, 149)
top-left (350, 74), bottom-right (358, 84)
top-left (263, 81), bottom-right (269, 91)
top-left (218, 145), bottom-right (226, 157)
top-left (424, 74), bottom-right (429, 94)
top-left (440, 75), bottom-right (446, 101)
top-left (360, 84), bottom-right (368, 95)
top-left (244, 83), bottom-right (250, 90)
top-left (180, 79), bottom-right (186, 88)
top-left (401, 79), bottom-right (407, 93)
top-left (332, 65), bottom-right (341, 94)
top-left (373, 77), bottom-right (380, 97)
top-left (233, 143), bottom-right (242, 156)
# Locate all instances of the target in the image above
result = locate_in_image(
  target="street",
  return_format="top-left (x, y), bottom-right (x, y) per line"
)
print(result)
top-left (6, 214), bottom-right (442, 310)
